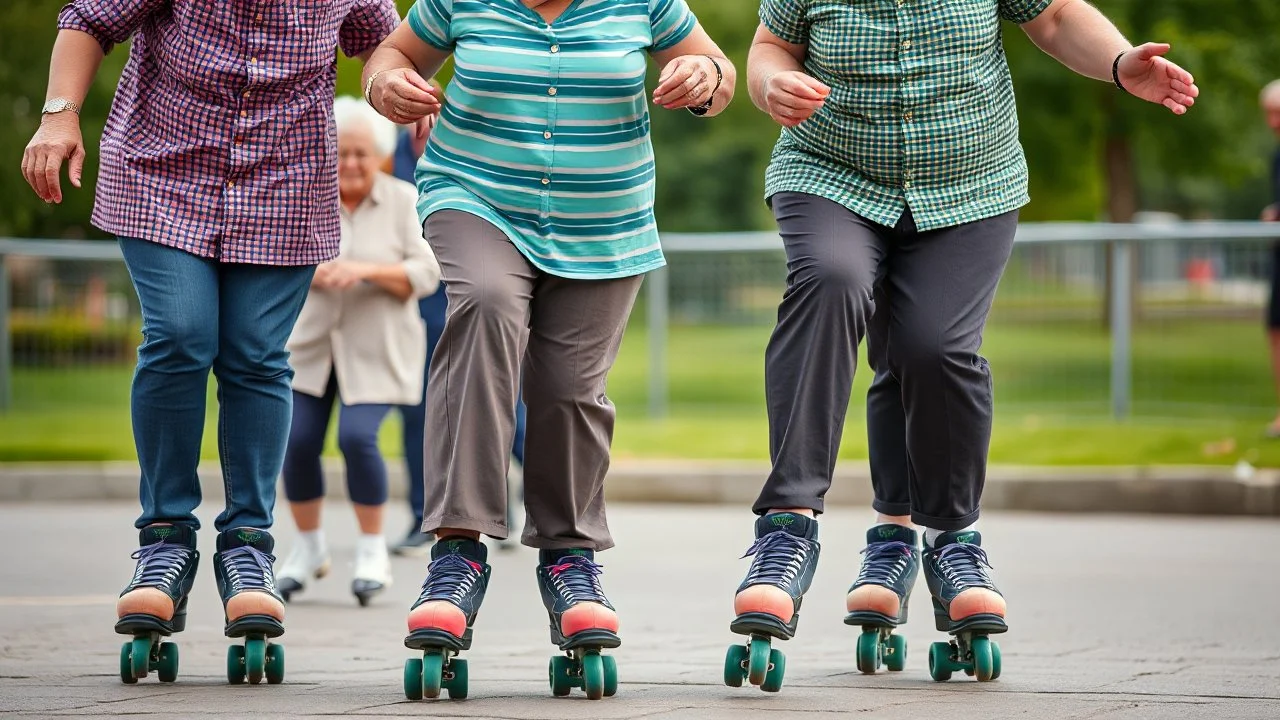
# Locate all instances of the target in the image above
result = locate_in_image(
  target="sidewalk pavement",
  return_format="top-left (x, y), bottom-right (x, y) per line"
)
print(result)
top-left (0, 501), bottom-right (1278, 719)
top-left (1, 459), bottom-right (1277, 515)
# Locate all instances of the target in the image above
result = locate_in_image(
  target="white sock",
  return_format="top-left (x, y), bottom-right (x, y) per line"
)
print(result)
top-left (356, 532), bottom-right (385, 552)
top-left (924, 523), bottom-right (976, 548)
top-left (299, 529), bottom-right (327, 559)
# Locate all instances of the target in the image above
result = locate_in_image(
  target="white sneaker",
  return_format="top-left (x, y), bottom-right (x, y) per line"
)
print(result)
top-left (352, 534), bottom-right (392, 607)
top-left (275, 534), bottom-right (331, 603)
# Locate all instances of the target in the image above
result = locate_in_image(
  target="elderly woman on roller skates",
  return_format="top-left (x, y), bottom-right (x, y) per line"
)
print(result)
top-left (361, 0), bottom-right (736, 701)
top-left (21, 0), bottom-right (403, 687)
top-left (724, 0), bottom-right (1199, 692)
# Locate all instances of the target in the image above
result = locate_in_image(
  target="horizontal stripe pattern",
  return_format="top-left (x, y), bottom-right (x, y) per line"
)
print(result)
top-left (407, 0), bottom-right (696, 278)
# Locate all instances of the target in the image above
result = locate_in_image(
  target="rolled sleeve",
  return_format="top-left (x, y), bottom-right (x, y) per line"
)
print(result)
top-left (339, 0), bottom-right (400, 58)
top-left (406, 0), bottom-right (454, 51)
top-left (999, 0), bottom-right (1054, 24)
top-left (56, 0), bottom-right (167, 54)
top-left (759, 0), bottom-right (810, 46)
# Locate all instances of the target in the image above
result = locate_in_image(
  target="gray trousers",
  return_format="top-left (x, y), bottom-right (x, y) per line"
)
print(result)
top-left (421, 211), bottom-right (643, 550)
top-left (753, 192), bottom-right (1018, 530)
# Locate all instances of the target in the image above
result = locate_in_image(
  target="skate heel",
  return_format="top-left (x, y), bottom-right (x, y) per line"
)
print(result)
top-left (729, 611), bottom-right (799, 641)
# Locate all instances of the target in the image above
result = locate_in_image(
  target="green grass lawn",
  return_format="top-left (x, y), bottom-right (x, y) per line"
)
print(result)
top-left (2, 316), bottom-right (1277, 467)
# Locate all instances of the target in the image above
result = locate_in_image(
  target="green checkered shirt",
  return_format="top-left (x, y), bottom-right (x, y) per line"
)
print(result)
top-left (759, 0), bottom-right (1053, 231)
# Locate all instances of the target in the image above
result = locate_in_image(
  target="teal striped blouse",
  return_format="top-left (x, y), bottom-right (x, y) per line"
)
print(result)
top-left (407, 0), bottom-right (697, 279)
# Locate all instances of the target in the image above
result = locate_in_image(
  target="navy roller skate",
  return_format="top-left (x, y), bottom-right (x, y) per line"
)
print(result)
top-left (844, 524), bottom-right (920, 674)
top-left (923, 530), bottom-right (1007, 683)
top-left (403, 537), bottom-right (490, 700)
top-left (537, 549), bottom-right (620, 700)
top-left (214, 528), bottom-right (286, 685)
top-left (724, 512), bottom-right (820, 692)
top-left (115, 524), bottom-right (199, 684)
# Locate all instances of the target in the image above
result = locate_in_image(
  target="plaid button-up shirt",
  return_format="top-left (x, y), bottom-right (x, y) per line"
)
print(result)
top-left (759, 0), bottom-right (1052, 231)
top-left (58, 0), bottom-right (399, 265)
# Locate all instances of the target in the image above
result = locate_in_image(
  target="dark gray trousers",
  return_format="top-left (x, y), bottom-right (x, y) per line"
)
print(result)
top-left (753, 192), bottom-right (1018, 530)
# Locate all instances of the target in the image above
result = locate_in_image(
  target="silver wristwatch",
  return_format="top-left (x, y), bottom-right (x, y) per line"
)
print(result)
top-left (42, 98), bottom-right (82, 116)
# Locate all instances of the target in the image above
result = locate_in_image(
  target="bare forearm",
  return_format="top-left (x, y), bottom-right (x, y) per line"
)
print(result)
top-left (364, 265), bottom-right (414, 301)
top-left (46, 30), bottom-right (106, 107)
top-left (1022, 0), bottom-right (1131, 82)
top-left (748, 42), bottom-right (803, 113)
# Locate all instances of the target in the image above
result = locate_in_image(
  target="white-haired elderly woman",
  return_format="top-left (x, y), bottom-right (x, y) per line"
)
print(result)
top-left (275, 96), bottom-right (441, 607)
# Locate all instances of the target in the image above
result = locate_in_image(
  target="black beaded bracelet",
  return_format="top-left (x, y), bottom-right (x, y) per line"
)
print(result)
top-left (688, 55), bottom-right (724, 117)
top-left (1111, 51), bottom-right (1128, 92)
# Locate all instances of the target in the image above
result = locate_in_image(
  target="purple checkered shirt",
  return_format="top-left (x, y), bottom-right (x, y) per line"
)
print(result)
top-left (58, 0), bottom-right (399, 265)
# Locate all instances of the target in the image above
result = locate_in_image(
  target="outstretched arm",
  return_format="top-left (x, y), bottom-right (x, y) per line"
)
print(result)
top-left (1018, 0), bottom-right (1199, 115)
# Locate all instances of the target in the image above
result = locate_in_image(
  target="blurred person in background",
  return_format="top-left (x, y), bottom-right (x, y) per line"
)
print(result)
top-left (20, 0), bottom-right (400, 683)
top-left (383, 110), bottom-right (529, 557)
top-left (726, 0), bottom-right (1199, 689)
top-left (1261, 80), bottom-right (1280, 438)
top-left (276, 97), bottom-right (441, 607)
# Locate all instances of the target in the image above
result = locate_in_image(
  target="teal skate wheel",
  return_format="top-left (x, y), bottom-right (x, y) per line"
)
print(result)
top-left (403, 658), bottom-right (424, 700)
top-left (885, 633), bottom-right (907, 672)
top-left (582, 652), bottom-right (605, 700)
top-left (856, 630), bottom-right (881, 674)
top-left (928, 641), bottom-right (953, 682)
top-left (990, 641), bottom-right (1002, 680)
top-left (245, 637), bottom-right (266, 685)
top-left (760, 647), bottom-right (786, 693)
top-left (747, 637), bottom-right (771, 686)
top-left (972, 636), bottom-right (995, 682)
top-left (119, 642), bottom-right (137, 684)
top-left (227, 644), bottom-right (246, 684)
top-left (265, 643), bottom-right (284, 685)
top-left (157, 642), bottom-right (179, 683)
top-left (602, 655), bottom-right (618, 697)
top-left (422, 652), bottom-right (444, 699)
top-left (445, 658), bottom-right (468, 700)
top-left (723, 644), bottom-right (747, 687)
top-left (549, 655), bottom-right (573, 697)
top-left (130, 636), bottom-right (151, 679)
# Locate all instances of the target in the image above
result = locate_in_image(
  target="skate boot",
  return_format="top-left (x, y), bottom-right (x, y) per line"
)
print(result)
top-left (115, 524), bottom-right (199, 684)
top-left (214, 528), bottom-right (286, 685)
top-left (352, 534), bottom-right (393, 607)
top-left (724, 512), bottom-right (820, 693)
top-left (537, 549), bottom-right (620, 700)
top-left (403, 536), bottom-right (490, 700)
top-left (274, 533), bottom-right (330, 603)
top-left (844, 524), bottom-right (920, 674)
top-left (923, 530), bottom-right (1006, 683)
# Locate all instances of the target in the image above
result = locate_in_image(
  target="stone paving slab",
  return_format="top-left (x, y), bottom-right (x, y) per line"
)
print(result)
top-left (0, 501), bottom-right (1277, 719)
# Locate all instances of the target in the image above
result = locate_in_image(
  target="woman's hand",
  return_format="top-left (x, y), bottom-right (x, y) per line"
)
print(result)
top-left (369, 68), bottom-right (442, 125)
top-left (653, 55), bottom-right (721, 110)
top-left (313, 261), bottom-right (367, 291)
top-left (22, 113), bottom-right (86, 204)
top-left (1115, 43), bottom-right (1198, 115)
top-left (761, 71), bottom-right (829, 128)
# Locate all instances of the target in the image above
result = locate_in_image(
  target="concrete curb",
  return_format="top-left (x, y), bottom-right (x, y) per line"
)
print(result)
top-left (0, 460), bottom-right (1277, 516)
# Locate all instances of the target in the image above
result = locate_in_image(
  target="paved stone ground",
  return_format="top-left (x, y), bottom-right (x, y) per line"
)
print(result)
top-left (1, 501), bottom-right (1278, 719)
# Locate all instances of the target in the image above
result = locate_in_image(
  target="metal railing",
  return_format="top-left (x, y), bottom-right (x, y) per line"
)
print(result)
top-left (2, 223), bottom-right (1277, 421)
top-left (643, 222), bottom-right (1279, 420)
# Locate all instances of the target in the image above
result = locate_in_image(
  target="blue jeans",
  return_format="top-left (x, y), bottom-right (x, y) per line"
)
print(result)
top-left (282, 373), bottom-right (393, 506)
top-left (400, 284), bottom-right (527, 527)
top-left (119, 237), bottom-right (314, 532)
